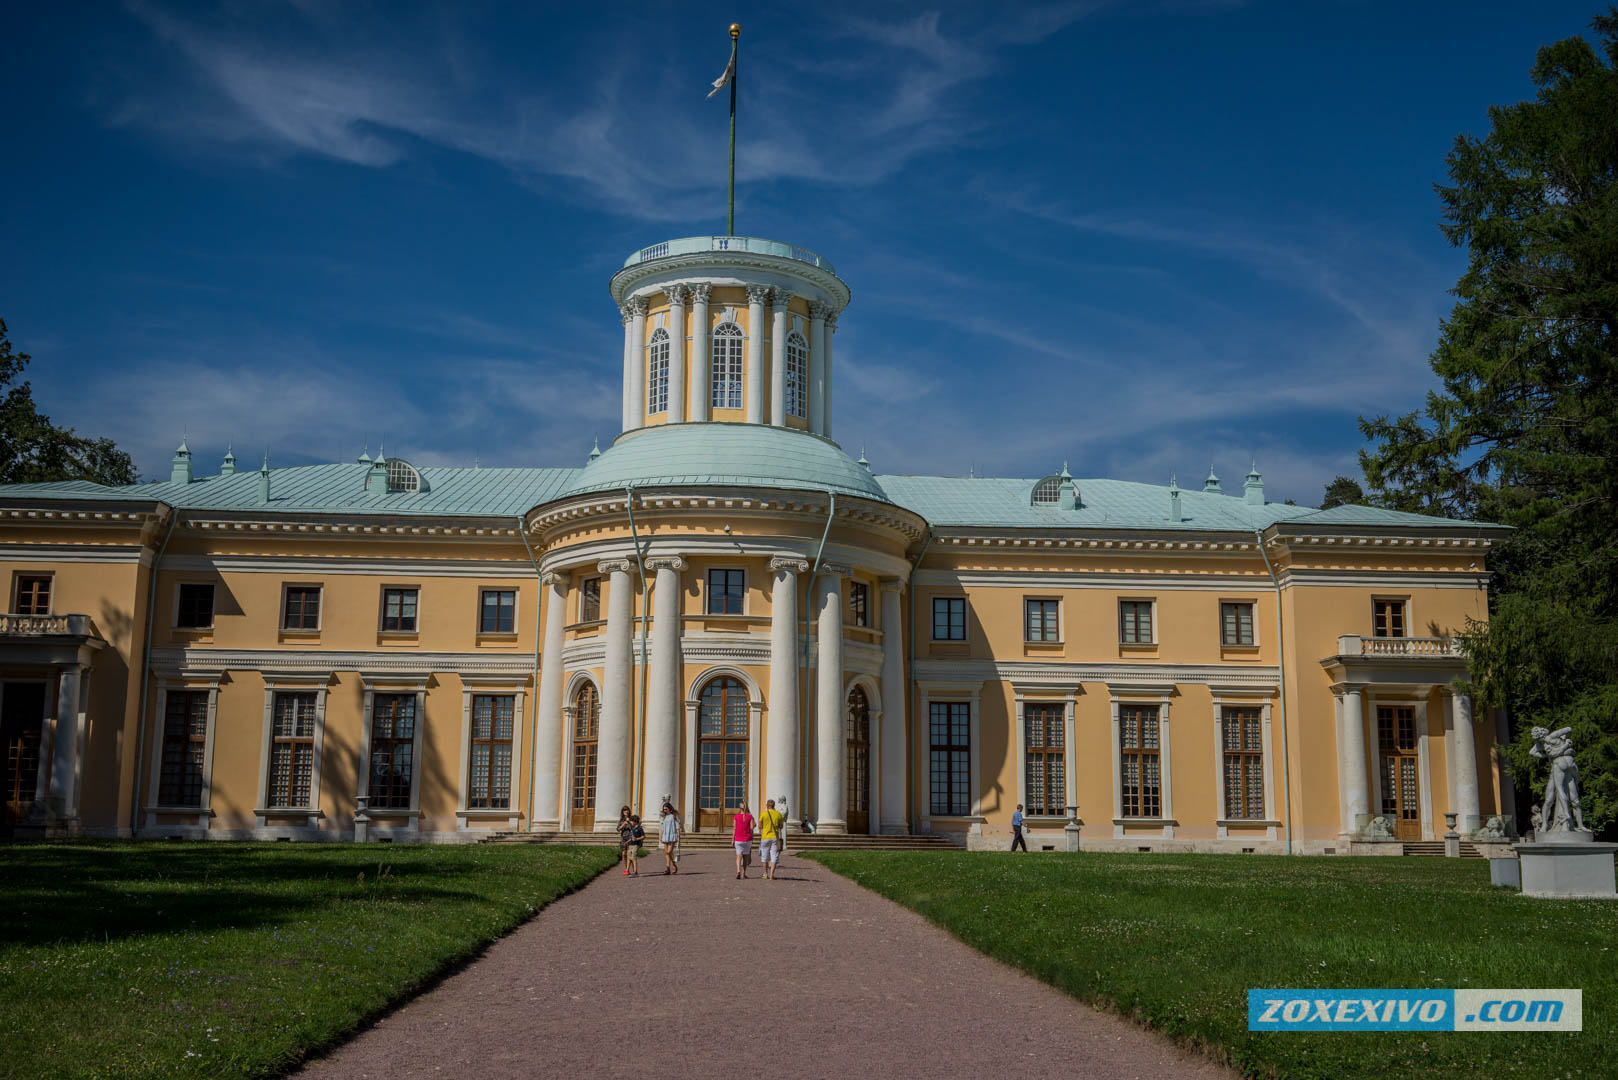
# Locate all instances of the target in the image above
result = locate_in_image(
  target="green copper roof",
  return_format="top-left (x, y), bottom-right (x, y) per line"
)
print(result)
top-left (559, 423), bottom-right (889, 502)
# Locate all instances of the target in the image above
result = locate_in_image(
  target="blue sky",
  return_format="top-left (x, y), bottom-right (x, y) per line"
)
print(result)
top-left (0, 1), bottom-right (1601, 503)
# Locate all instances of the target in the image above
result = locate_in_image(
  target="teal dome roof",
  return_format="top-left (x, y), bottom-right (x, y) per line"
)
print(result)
top-left (557, 423), bottom-right (889, 502)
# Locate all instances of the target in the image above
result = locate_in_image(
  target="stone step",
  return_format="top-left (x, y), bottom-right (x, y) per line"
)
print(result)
top-left (1403, 840), bottom-right (1484, 858)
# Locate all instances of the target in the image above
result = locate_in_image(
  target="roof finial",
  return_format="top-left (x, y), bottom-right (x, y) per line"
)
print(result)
top-left (1203, 463), bottom-right (1222, 495)
top-left (858, 444), bottom-right (870, 471)
top-left (588, 437), bottom-right (602, 462)
top-left (1059, 459), bottom-right (1071, 480)
top-left (358, 441), bottom-right (371, 465)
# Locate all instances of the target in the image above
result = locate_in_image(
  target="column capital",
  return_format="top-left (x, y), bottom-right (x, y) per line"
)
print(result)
top-left (624, 296), bottom-right (650, 317)
top-left (818, 562), bottom-right (852, 579)
top-left (879, 575), bottom-right (905, 595)
top-left (824, 308), bottom-right (840, 328)
top-left (771, 287), bottom-right (795, 310)
top-left (646, 555), bottom-right (688, 572)
top-left (688, 282), bottom-right (713, 304)
top-left (808, 300), bottom-right (831, 320)
top-left (769, 555), bottom-right (810, 575)
top-left (745, 283), bottom-right (772, 306)
top-left (541, 570), bottom-right (569, 587)
top-left (597, 558), bottom-right (636, 575)
top-left (664, 283), bottom-right (690, 306)
top-left (619, 305), bottom-right (633, 325)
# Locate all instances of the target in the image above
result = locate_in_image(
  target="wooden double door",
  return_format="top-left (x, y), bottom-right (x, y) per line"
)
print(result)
top-left (697, 677), bottom-right (749, 830)
top-left (1377, 705), bottom-right (1422, 842)
top-left (846, 686), bottom-right (871, 834)
top-left (2, 683), bottom-right (46, 831)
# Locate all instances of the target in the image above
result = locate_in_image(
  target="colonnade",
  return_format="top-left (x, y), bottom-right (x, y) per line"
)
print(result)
top-left (531, 555), bottom-right (904, 834)
top-left (619, 285), bottom-right (838, 437)
top-left (1334, 685), bottom-right (1481, 841)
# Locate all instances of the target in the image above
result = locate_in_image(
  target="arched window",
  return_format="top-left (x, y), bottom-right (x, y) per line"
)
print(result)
top-left (386, 458), bottom-right (425, 494)
top-left (647, 328), bottom-right (670, 415)
top-left (570, 682), bottom-right (600, 829)
top-left (785, 331), bottom-right (808, 418)
top-left (1031, 476), bottom-right (1062, 505)
top-left (846, 685), bottom-right (871, 833)
top-left (697, 676), bottom-right (749, 828)
top-left (711, 323), bottom-right (744, 410)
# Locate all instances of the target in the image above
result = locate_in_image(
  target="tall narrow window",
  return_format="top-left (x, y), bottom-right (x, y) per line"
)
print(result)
top-left (571, 683), bottom-right (600, 829)
top-left (579, 577), bottom-right (601, 623)
top-left (697, 677), bottom-right (750, 829)
top-left (1119, 600), bottom-right (1154, 644)
top-left (1119, 704), bottom-right (1161, 817)
top-left (711, 322), bottom-right (744, 410)
top-left (1025, 598), bottom-right (1060, 642)
top-left (283, 586), bottom-right (321, 630)
top-left (381, 587), bottom-right (418, 632)
top-left (469, 694), bottom-right (515, 809)
top-left (846, 686), bottom-right (871, 833)
top-left (1222, 706), bottom-right (1264, 819)
top-left (929, 701), bottom-right (971, 816)
top-left (480, 589), bottom-right (516, 634)
top-left (932, 597), bottom-right (966, 641)
top-left (14, 575), bottom-right (51, 615)
top-left (1373, 599), bottom-right (1406, 638)
top-left (1221, 602), bottom-right (1255, 646)
top-left (647, 328), bottom-right (670, 414)
top-left (848, 582), bottom-right (870, 627)
top-left (159, 690), bottom-right (209, 807)
top-left (785, 330), bottom-right (808, 418)
top-left (707, 568), bottom-right (744, 615)
top-left (176, 583), bottom-right (215, 629)
top-left (1024, 702), bottom-right (1065, 816)
top-left (266, 692), bottom-right (318, 808)
top-left (369, 694), bottom-right (417, 810)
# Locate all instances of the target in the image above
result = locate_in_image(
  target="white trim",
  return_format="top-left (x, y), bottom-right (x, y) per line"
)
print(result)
top-left (1209, 692), bottom-right (1278, 841)
top-left (0, 545), bottom-right (150, 566)
top-left (1108, 687), bottom-right (1173, 839)
top-left (144, 675), bottom-right (221, 830)
top-left (913, 567), bottom-right (1484, 591)
top-left (915, 658), bottom-right (1278, 688)
top-left (151, 647), bottom-right (533, 676)
top-left (162, 553), bottom-right (537, 578)
top-left (255, 677), bottom-right (330, 830)
top-left (1415, 696), bottom-right (1434, 841)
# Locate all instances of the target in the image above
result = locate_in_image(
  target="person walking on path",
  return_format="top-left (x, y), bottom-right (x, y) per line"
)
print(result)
top-left (617, 807), bottom-right (636, 875)
top-left (757, 798), bottom-right (785, 880)
top-left (659, 801), bottom-right (682, 874)
top-left (732, 803), bottom-right (756, 879)
top-left (1011, 804), bottom-right (1028, 852)
top-left (626, 815), bottom-right (645, 876)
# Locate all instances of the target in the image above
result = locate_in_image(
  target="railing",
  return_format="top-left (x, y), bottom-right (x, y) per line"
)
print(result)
top-left (623, 236), bottom-right (837, 274)
top-left (1338, 634), bottom-right (1464, 658)
top-left (0, 613), bottom-right (97, 637)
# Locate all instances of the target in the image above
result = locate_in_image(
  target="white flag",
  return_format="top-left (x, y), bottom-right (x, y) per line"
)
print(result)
top-left (708, 41), bottom-right (736, 98)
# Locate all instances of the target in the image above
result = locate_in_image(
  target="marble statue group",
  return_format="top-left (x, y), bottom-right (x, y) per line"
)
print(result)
top-left (1530, 725), bottom-right (1586, 835)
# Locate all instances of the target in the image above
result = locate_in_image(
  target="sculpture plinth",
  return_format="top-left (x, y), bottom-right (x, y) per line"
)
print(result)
top-left (1512, 726), bottom-right (1616, 898)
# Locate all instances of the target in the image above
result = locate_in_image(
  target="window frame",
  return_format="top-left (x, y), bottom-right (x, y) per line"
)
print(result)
top-left (784, 329), bottom-right (809, 418)
top-left (848, 581), bottom-right (870, 628)
top-left (928, 700), bottom-right (972, 817)
top-left (1372, 597), bottom-right (1408, 639)
top-left (264, 690), bottom-right (319, 810)
top-left (366, 692), bottom-right (419, 811)
top-left (1118, 598), bottom-right (1156, 645)
top-left (281, 583), bottom-right (323, 631)
top-left (1219, 704), bottom-right (1266, 820)
top-left (1021, 700), bottom-right (1067, 817)
top-left (1024, 597), bottom-right (1061, 643)
top-left (173, 581), bottom-right (216, 630)
top-left (931, 596), bottom-right (967, 642)
top-left (711, 321), bottom-right (745, 411)
top-left (467, 693), bottom-right (516, 811)
top-left (578, 576), bottom-right (602, 623)
top-left (478, 588), bottom-right (518, 635)
top-left (12, 573), bottom-right (52, 615)
top-left (1219, 600), bottom-right (1256, 647)
top-left (379, 586), bottom-right (420, 633)
top-left (1117, 702), bottom-right (1163, 819)
top-left (706, 567), bottom-right (746, 616)
top-left (156, 689), bottom-right (210, 808)
top-left (145, 679), bottom-right (221, 826)
top-left (647, 327), bottom-right (670, 414)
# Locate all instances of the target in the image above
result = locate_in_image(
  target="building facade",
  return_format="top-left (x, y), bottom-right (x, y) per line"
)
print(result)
top-left (0, 236), bottom-right (1512, 852)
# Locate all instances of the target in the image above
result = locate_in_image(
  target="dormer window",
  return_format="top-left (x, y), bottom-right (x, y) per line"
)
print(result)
top-left (1031, 476), bottom-right (1063, 505)
top-left (386, 458), bottom-right (424, 494)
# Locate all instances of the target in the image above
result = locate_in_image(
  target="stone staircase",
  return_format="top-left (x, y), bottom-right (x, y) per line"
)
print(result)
top-left (1403, 840), bottom-right (1483, 858)
top-left (484, 829), bottom-right (962, 852)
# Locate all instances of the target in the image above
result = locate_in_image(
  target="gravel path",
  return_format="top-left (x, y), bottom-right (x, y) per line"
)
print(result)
top-left (293, 850), bottom-right (1232, 1079)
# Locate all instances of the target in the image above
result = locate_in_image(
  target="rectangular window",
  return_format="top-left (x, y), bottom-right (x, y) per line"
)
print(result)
top-left (14, 575), bottom-right (51, 615)
top-left (579, 577), bottom-right (601, 623)
top-left (849, 582), bottom-right (870, 627)
top-left (266, 692), bottom-right (317, 808)
top-left (1222, 707), bottom-right (1264, 819)
top-left (479, 589), bottom-right (516, 634)
top-left (381, 587), bottom-right (418, 632)
top-left (1118, 704), bottom-right (1161, 817)
top-left (707, 568), bottom-right (744, 615)
top-left (1025, 598), bottom-right (1060, 642)
top-left (369, 694), bottom-right (417, 810)
top-left (176, 583), bottom-right (215, 629)
top-left (928, 701), bottom-right (971, 816)
top-left (1119, 600), bottom-right (1154, 644)
top-left (1220, 601), bottom-right (1254, 646)
top-left (158, 690), bottom-right (209, 807)
top-left (1373, 599), bottom-right (1406, 638)
top-left (1024, 702), bottom-right (1065, 816)
top-left (283, 586), bottom-right (321, 630)
top-left (469, 694), bottom-right (515, 809)
top-left (932, 597), bottom-right (966, 641)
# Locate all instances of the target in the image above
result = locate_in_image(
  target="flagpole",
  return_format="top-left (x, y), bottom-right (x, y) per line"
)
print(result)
top-left (728, 23), bottom-right (739, 236)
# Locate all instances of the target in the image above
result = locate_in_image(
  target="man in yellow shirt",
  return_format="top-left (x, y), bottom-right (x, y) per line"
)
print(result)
top-left (757, 798), bottom-right (786, 879)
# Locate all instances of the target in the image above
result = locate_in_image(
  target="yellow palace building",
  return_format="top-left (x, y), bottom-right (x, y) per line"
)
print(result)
top-left (0, 236), bottom-right (1513, 853)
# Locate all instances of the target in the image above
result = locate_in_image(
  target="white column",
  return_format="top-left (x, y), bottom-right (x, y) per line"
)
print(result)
top-left (1452, 692), bottom-right (1481, 833)
top-left (808, 301), bottom-right (828, 436)
top-left (532, 572), bottom-right (568, 831)
top-left (814, 564), bottom-right (850, 833)
top-left (625, 297), bottom-right (649, 431)
top-left (1341, 685), bottom-right (1369, 837)
top-left (594, 558), bottom-right (635, 831)
top-left (745, 284), bottom-right (769, 424)
top-left (767, 556), bottom-right (807, 822)
top-left (619, 305), bottom-right (633, 433)
top-left (823, 310), bottom-right (837, 440)
top-left (689, 283), bottom-right (712, 421)
top-left (664, 285), bottom-right (688, 424)
top-left (879, 578), bottom-right (907, 834)
top-left (769, 289), bottom-right (792, 426)
top-left (645, 556), bottom-right (686, 811)
top-left (45, 665), bottom-right (85, 827)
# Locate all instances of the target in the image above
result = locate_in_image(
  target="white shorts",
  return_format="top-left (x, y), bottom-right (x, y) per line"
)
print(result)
top-left (760, 837), bottom-right (781, 863)
top-left (734, 841), bottom-right (752, 856)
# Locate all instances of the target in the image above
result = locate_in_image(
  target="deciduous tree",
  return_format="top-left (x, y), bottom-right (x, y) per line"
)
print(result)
top-left (0, 319), bottom-right (136, 486)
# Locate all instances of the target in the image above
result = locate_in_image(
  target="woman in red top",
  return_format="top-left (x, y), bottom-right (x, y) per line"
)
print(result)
top-left (732, 802), bottom-right (756, 880)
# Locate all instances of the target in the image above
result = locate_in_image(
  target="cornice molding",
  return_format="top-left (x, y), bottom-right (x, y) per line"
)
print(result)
top-left (163, 553), bottom-right (534, 578)
top-left (527, 489), bottom-right (926, 549)
top-left (150, 647), bottom-right (535, 677)
top-left (913, 658), bottom-right (1280, 690)
top-left (611, 251), bottom-right (850, 310)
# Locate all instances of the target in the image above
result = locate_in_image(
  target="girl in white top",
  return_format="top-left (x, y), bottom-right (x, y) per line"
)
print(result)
top-left (658, 802), bottom-right (682, 875)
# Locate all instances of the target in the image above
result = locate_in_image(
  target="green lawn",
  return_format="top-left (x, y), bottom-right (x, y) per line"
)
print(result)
top-left (810, 851), bottom-right (1615, 1080)
top-left (0, 841), bottom-right (617, 1080)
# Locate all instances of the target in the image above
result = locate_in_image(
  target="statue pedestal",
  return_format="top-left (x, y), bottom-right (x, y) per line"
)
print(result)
top-left (1514, 831), bottom-right (1618, 899)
